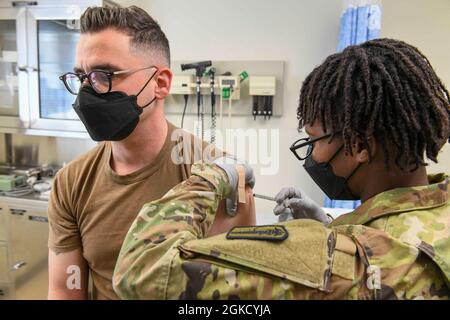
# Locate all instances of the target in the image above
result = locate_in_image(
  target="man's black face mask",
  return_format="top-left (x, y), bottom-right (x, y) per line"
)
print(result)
top-left (72, 70), bottom-right (158, 142)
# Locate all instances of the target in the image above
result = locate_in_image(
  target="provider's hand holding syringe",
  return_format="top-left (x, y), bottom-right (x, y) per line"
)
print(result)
top-left (213, 155), bottom-right (337, 224)
top-left (254, 188), bottom-right (335, 224)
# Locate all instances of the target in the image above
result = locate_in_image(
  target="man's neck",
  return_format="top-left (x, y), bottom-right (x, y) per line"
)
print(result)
top-left (110, 107), bottom-right (168, 175)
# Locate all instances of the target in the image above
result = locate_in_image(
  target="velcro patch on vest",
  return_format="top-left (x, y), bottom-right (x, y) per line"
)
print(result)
top-left (226, 225), bottom-right (288, 242)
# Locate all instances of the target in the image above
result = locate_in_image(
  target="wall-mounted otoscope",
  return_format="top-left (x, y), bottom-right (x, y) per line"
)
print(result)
top-left (208, 67), bottom-right (216, 144)
top-left (180, 60), bottom-right (212, 75)
top-left (180, 61), bottom-right (212, 139)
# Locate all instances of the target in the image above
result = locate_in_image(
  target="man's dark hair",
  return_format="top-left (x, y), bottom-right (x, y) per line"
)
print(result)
top-left (297, 38), bottom-right (450, 171)
top-left (80, 5), bottom-right (170, 66)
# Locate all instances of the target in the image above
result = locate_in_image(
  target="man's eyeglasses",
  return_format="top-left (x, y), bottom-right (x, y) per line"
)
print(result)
top-left (290, 131), bottom-right (341, 161)
top-left (59, 66), bottom-right (157, 95)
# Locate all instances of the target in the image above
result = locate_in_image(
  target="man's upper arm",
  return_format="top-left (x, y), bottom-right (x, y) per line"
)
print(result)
top-left (48, 248), bottom-right (88, 299)
top-left (208, 186), bottom-right (256, 237)
top-left (47, 170), bottom-right (87, 299)
top-left (48, 170), bottom-right (82, 254)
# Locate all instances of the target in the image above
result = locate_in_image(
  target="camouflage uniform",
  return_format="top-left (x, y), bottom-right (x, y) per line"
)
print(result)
top-left (113, 163), bottom-right (450, 300)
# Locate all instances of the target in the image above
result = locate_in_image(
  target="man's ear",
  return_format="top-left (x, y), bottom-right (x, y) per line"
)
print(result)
top-left (353, 136), bottom-right (377, 164)
top-left (154, 67), bottom-right (172, 99)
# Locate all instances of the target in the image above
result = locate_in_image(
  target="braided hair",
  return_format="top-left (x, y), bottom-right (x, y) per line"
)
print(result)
top-left (297, 38), bottom-right (450, 171)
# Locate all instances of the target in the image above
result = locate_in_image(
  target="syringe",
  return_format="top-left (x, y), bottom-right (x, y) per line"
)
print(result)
top-left (253, 193), bottom-right (276, 202)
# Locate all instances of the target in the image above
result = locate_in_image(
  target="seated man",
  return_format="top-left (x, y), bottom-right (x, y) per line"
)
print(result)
top-left (113, 38), bottom-right (450, 300)
top-left (47, 5), bottom-right (255, 300)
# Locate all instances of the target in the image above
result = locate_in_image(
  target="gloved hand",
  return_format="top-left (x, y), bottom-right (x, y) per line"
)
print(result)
top-left (273, 187), bottom-right (331, 225)
top-left (213, 156), bottom-right (255, 216)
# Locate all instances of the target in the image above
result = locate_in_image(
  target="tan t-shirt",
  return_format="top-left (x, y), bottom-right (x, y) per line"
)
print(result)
top-left (48, 121), bottom-right (222, 299)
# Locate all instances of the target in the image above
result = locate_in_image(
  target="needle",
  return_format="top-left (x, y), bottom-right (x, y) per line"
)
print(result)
top-left (253, 193), bottom-right (276, 202)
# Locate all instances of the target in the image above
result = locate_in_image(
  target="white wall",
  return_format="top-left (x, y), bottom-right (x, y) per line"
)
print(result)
top-left (381, 0), bottom-right (450, 175)
top-left (116, 0), bottom-right (343, 224)
top-left (115, 0), bottom-right (450, 223)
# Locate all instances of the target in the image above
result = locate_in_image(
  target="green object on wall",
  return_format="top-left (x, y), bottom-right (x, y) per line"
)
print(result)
top-left (222, 87), bottom-right (231, 99)
top-left (239, 71), bottom-right (249, 82)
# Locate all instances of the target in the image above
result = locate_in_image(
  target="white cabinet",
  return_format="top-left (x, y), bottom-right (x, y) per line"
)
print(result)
top-left (0, 6), bottom-right (25, 129)
top-left (0, 201), bottom-right (14, 299)
top-left (0, 0), bottom-right (115, 138)
top-left (0, 197), bottom-right (49, 299)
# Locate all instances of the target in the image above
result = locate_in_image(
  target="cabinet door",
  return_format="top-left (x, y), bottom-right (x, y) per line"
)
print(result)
top-left (0, 244), bottom-right (13, 299)
top-left (0, 8), bottom-right (27, 128)
top-left (26, 6), bottom-right (86, 132)
top-left (9, 206), bottom-right (48, 299)
top-left (0, 202), bottom-right (15, 300)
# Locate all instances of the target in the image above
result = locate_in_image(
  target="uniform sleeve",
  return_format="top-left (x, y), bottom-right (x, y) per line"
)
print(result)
top-left (117, 162), bottom-right (433, 300)
top-left (47, 170), bottom-right (82, 253)
top-left (113, 162), bottom-right (231, 299)
top-left (113, 162), bottom-right (368, 300)
top-left (113, 161), bottom-right (366, 300)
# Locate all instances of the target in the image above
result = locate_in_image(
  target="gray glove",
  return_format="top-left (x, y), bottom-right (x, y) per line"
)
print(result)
top-left (273, 187), bottom-right (331, 225)
top-left (213, 156), bottom-right (255, 216)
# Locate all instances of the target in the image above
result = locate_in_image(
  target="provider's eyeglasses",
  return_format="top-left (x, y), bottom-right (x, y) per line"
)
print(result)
top-left (59, 66), bottom-right (157, 95)
top-left (289, 131), bottom-right (341, 161)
